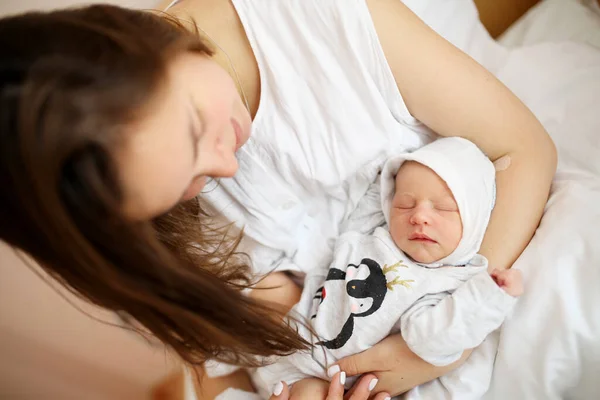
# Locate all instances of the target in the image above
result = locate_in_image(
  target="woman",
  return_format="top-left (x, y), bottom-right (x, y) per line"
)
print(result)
top-left (0, 0), bottom-right (556, 399)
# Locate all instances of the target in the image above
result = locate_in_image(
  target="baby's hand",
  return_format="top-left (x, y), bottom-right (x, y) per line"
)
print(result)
top-left (490, 268), bottom-right (523, 297)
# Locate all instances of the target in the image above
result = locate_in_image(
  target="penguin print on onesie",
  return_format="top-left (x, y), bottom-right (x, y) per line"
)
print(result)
top-left (314, 257), bottom-right (414, 350)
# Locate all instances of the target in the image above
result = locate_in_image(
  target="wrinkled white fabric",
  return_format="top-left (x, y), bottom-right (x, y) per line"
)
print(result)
top-left (200, 0), bottom-right (434, 279)
top-left (254, 227), bottom-right (515, 397)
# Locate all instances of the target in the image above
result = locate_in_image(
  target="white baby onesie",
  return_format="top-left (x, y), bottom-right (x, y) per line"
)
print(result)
top-left (253, 228), bottom-right (515, 394)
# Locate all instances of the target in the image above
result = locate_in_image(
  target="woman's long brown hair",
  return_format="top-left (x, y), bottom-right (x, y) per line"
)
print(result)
top-left (0, 5), bottom-right (308, 368)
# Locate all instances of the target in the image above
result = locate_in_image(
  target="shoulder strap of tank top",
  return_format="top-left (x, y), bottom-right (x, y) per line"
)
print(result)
top-left (163, 0), bottom-right (179, 11)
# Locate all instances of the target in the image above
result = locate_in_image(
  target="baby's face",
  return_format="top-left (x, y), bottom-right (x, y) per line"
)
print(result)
top-left (389, 161), bottom-right (463, 263)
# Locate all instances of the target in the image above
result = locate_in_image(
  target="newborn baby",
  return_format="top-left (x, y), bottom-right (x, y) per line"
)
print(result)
top-left (254, 137), bottom-right (523, 399)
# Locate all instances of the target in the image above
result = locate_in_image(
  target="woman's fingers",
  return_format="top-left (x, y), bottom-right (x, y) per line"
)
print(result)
top-left (372, 393), bottom-right (392, 400)
top-left (268, 373), bottom-right (390, 400)
top-left (268, 381), bottom-right (289, 400)
top-left (344, 374), bottom-right (380, 400)
top-left (326, 371), bottom-right (346, 400)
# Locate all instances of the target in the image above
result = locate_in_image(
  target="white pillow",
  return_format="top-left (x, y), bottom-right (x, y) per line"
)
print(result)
top-left (499, 0), bottom-right (600, 49)
top-left (496, 42), bottom-right (600, 176)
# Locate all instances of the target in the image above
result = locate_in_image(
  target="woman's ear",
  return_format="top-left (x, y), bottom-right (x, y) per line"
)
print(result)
top-left (493, 155), bottom-right (511, 172)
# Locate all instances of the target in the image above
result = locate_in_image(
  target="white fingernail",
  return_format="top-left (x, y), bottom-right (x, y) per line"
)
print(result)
top-left (340, 371), bottom-right (346, 385)
top-left (384, 397), bottom-right (391, 400)
top-left (368, 378), bottom-right (378, 391)
top-left (327, 365), bottom-right (340, 378)
top-left (272, 381), bottom-right (284, 396)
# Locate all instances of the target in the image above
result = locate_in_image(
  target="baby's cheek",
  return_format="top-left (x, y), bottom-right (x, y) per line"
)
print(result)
top-left (441, 218), bottom-right (463, 248)
top-left (390, 223), bottom-right (407, 247)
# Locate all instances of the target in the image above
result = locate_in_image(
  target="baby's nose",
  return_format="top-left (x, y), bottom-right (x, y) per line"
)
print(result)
top-left (410, 205), bottom-right (432, 225)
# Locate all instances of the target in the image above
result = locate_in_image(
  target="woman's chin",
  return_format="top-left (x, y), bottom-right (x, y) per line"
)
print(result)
top-left (181, 176), bottom-right (207, 201)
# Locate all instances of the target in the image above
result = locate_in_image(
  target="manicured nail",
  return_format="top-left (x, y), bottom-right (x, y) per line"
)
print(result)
top-left (384, 397), bottom-right (391, 400)
top-left (368, 378), bottom-right (378, 391)
top-left (272, 381), bottom-right (284, 396)
top-left (340, 371), bottom-right (346, 385)
top-left (327, 365), bottom-right (340, 378)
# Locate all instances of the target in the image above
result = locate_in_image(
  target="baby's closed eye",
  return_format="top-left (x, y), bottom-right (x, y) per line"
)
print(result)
top-left (394, 194), bottom-right (416, 209)
top-left (435, 200), bottom-right (458, 212)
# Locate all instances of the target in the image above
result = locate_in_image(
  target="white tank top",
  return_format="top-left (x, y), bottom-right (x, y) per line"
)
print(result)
top-left (165, 0), bottom-right (434, 276)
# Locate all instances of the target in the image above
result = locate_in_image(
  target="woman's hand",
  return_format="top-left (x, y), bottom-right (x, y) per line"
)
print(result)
top-left (268, 372), bottom-right (390, 400)
top-left (333, 334), bottom-right (470, 397)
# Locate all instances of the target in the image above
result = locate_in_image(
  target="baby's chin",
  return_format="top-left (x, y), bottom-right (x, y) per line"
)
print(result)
top-left (404, 246), bottom-right (445, 264)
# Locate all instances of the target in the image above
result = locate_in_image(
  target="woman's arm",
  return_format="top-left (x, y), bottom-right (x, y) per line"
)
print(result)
top-left (335, 334), bottom-right (470, 395)
top-left (368, 0), bottom-right (556, 272)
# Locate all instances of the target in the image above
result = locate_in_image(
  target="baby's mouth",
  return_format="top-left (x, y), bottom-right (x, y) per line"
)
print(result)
top-left (409, 232), bottom-right (436, 243)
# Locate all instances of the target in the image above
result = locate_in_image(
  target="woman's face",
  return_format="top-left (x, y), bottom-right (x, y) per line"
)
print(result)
top-left (117, 53), bottom-right (251, 220)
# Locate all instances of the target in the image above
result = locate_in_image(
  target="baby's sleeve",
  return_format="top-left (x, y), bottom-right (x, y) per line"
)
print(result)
top-left (399, 271), bottom-right (517, 366)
